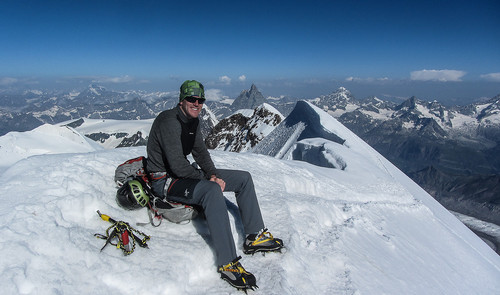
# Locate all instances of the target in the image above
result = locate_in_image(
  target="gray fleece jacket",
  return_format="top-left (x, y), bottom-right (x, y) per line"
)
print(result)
top-left (146, 105), bottom-right (217, 179)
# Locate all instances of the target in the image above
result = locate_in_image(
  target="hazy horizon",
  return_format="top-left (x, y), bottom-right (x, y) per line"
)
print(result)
top-left (1, 75), bottom-right (499, 107)
top-left (1, 0), bottom-right (499, 106)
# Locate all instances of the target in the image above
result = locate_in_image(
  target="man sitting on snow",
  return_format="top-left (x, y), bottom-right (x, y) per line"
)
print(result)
top-left (146, 80), bottom-right (284, 291)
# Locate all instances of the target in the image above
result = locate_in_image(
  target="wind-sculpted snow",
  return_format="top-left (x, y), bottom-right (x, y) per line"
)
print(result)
top-left (252, 121), bottom-right (306, 159)
top-left (252, 101), bottom-right (349, 164)
top-left (285, 101), bottom-right (346, 145)
top-left (253, 101), bottom-right (383, 172)
top-left (1, 143), bottom-right (499, 294)
top-left (292, 139), bottom-right (347, 170)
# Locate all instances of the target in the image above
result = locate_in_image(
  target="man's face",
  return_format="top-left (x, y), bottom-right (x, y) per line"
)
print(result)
top-left (179, 97), bottom-right (203, 119)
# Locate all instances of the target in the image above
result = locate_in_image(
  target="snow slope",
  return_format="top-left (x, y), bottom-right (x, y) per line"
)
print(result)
top-left (59, 118), bottom-right (154, 149)
top-left (0, 124), bottom-right (101, 173)
top-left (0, 120), bottom-right (499, 294)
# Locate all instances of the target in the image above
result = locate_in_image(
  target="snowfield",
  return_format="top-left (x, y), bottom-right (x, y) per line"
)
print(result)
top-left (1, 118), bottom-right (499, 294)
top-left (0, 124), bottom-right (101, 171)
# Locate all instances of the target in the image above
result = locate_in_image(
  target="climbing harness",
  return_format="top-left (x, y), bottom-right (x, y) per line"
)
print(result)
top-left (94, 210), bottom-right (150, 255)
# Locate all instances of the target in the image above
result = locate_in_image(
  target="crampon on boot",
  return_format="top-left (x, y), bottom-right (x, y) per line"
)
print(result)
top-left (218, 256), bottom-right (258, 292)
top-left (243, 228), bottom-right (284, 255)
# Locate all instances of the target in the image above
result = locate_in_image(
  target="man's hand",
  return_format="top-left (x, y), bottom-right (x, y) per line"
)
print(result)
top-left (210, 175), bottom-right (226, 192)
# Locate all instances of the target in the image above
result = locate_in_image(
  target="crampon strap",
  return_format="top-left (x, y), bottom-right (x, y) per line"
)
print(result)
top-left (94, 210), bottom-right (150, 255)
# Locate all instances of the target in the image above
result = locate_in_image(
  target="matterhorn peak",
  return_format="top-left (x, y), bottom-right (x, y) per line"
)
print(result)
top-left (231, 84), bottom-right (266, 111)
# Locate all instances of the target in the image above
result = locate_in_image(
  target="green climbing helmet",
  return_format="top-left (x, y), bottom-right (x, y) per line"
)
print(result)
top-left (116, 179), bottom-right (150, 210)
top-left (179, 80), bottom-right (205, 102)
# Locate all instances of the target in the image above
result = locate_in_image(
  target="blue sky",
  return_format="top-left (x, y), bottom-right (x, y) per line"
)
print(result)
top-left (1, 0), bottom-right (499, 105)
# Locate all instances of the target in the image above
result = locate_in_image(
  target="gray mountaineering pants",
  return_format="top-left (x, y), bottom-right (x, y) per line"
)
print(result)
top-left (151, 169), bottom-right (265, 266)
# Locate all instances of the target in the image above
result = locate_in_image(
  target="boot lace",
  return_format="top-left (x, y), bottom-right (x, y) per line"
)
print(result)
top-left (219, 256), bottom-right (250, 275)
top-left (249, 228), bottom-right (275, 247)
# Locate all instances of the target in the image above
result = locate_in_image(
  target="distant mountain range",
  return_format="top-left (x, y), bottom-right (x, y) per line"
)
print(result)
top-left (0, 85), bottom-right (176, 136)
top-left (311, 87), bottom-right (500, 224)
top-left (1, 84), bottom-right (499, 225)
top-left (207, 86), bottom-right (500, 225)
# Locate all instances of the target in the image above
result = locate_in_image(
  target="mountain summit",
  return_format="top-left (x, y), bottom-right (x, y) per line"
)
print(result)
top-left (253, 100), bottom-right (346, 163)
top-left (313, 86), bottom-right (358, 114)
top-left (231, 84), bottom-right (266, 111)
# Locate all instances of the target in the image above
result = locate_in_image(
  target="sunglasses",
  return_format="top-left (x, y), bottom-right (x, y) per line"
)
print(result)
top-left (184, 96), bottom-right (206, 104)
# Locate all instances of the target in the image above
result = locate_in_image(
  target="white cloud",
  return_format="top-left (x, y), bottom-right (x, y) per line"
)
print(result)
top-left (345, 77), bottom-right (390, 82)
top-left (410, 69), bottom-right (466, 82)
top-left (219, 75), bottom-right (231, 84)
top-left (0, 77), bottom-right (18, 85)
top-left (94, 75), bottom-right (133, 83)
top-left (480, 72), bottom-right (500, 82)
top-left (205, 88), bottom-right (227, 101)
top-left (238, 75), bottom-right (246, 82)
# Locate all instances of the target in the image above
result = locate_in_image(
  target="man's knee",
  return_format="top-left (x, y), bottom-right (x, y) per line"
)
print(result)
top-left (230, 170), bottom-right (252, 184)
top-left (238, 170), bottom-right (253, 187)
top-left (195, 180), bottom-right (225, 206)
top-left (206, 180), bottom-right (224, 195)
top-left (239, 170), bottom-right (251, 180)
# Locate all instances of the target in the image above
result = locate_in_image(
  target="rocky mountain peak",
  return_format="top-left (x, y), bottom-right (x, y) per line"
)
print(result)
top-left (231, 84), bottom-right (266, 111)
top-left (88, 84), bottom-right (107, 95)
top-left (395, 96), bottom-right (418, 111)
top-left (205, 102), bottom-right (283, 152)
top-left (312, 86), bottom-right (359, 114)
top-left (332, 86), bottom-right (355, 100)
top-left (336, 86), bottom-right (352, 98)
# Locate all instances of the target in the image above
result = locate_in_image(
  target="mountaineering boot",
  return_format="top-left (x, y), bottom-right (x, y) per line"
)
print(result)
top-left (243, 228), bottom-right (284, 255)
top-left (218, 256), bottom-right (258, 291)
